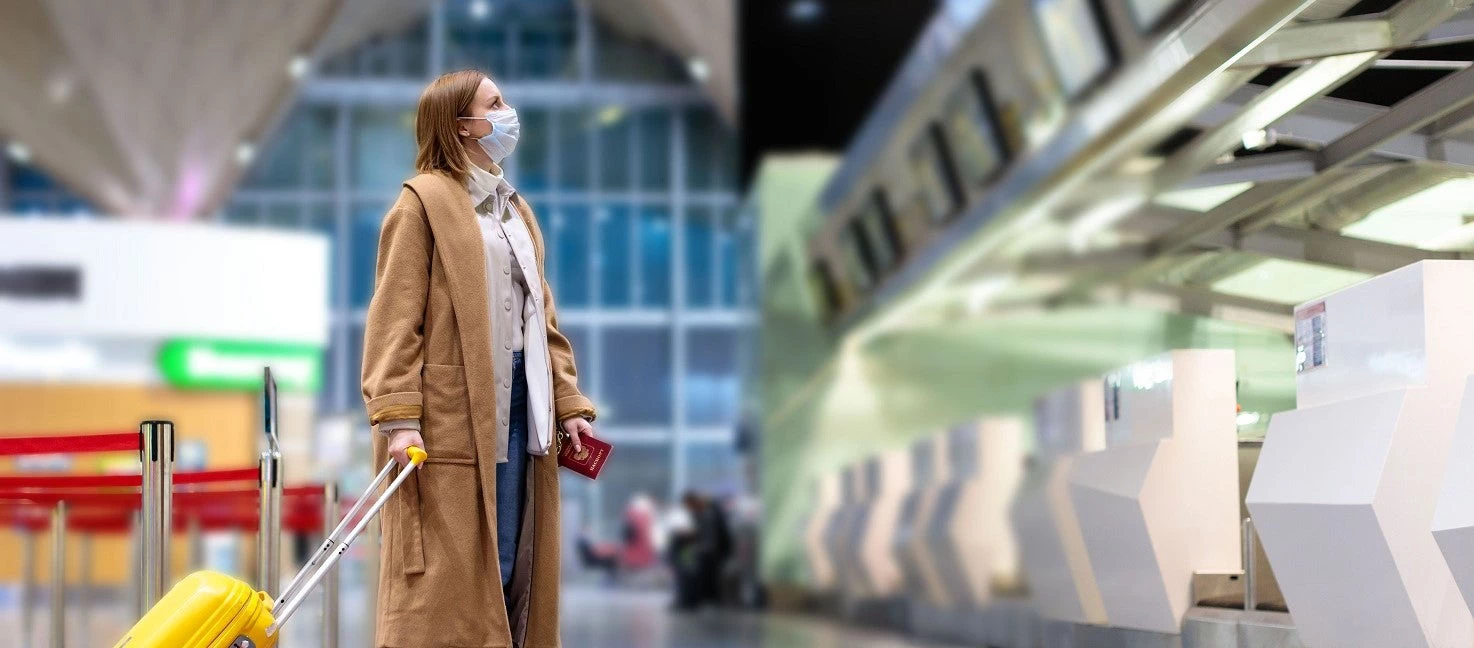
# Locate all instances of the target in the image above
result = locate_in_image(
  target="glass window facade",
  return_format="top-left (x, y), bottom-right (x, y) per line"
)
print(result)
top-left (0, 152), bottom-right (96, 216)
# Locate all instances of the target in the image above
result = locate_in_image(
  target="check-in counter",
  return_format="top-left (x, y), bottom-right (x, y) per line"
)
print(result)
top-left (1070, 349), bottom-right (1241, 634)
top-left (926, 418), bottom-right (1025, 610)
top-left (804, 471), bottom-right (841, 593)
top-left (823, 465), bottom-right (866, 598)
top-left (894, 434), bottom-right (950, 605)
top-left (852, 449), bottom-right (912, 599)
top-left (1439, 382), bottom-right (1474, 619)
top-left (1013, 380), bottom-right (1108, 626)
top-left (1248, 261), bottom-right (1474, 647)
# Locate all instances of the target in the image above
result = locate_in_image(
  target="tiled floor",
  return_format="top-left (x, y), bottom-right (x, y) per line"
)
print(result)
top-left (2, 584), bottom-right (962, 648)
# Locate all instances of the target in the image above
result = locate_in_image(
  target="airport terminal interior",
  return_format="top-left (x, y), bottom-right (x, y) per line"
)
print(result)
top-left (12, 0), bottom-right (1474, 646)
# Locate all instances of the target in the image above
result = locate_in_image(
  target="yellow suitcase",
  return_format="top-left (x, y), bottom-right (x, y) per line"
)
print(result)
top-left (114, 448), bottom-right (426, 648)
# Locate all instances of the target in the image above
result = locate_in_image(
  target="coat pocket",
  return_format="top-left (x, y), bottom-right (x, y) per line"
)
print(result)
top-left (420, 363), bottom-right (476, 464)
top-left (393, 466), bottom-right (426, 575)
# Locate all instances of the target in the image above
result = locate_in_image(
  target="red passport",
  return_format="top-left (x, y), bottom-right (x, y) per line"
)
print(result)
top-left (558, 434), bottom-right (612, 479)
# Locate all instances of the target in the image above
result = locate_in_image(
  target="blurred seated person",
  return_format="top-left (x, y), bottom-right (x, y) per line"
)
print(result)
top-left (576, 525), bottom-right (619, 582)
top-left (619, 493), bottom-right (658, 571)
top-left (670, 491), bottom-right (734, 610)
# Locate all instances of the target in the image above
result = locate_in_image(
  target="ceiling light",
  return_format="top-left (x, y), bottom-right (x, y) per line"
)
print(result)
top-left (0, 338), bottom-right (100, 376)
top-left (1067, 196), bottom-right (1144, 251)
top-left (964, 276), bottom-right (1014, 315)
top-left (1241, 128), bottom-right (1277, 151)
top-left (1155, 181), bottom-right (1254, 212)
top-left (47, 72), bottom-right (75, 104)
top-left (6, 141), bottom-right (31, 164)
top-left (596, 105), bottom-right (627, 126)
top-left (789, 0), bottom-right (823, 23)
top-left (1236, 411), bottom-right (1262, 427)
top-left (1121, 156), bottom-right (1163, 175)
top-left (687, 58), bottom-right (711, 83)
top-left (1211, 258), bottom-right (1370, 305)
top-left (235, 142), bottom-right (257, 166)
top-left (469, 0), bottom-right (492, 21)
top-left (288, 56), bottom-right (312, 80)
top-left (1342, 178), bottom-right (1474, 248)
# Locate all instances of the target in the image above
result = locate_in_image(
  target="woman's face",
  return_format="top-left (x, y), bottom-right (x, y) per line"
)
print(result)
top-left (458, 77), bottom-right (511, 140)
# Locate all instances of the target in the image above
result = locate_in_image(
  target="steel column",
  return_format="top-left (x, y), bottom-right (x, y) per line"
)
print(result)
top-left (671, 107), bottom-right (688, 498)
top-left (1318, 63), bottom-right (1474, 170)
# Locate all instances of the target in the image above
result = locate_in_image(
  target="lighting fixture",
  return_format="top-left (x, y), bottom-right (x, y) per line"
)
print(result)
top-left (47, 72), bottom-right (75, 104)
top-left (1067, 195), bottom-right (1144, 251)
top-left (1154, 181), bottom-right (1253, 212)
top-left (964, 275), bottom-right (1014, 315)
top-left (1241, 128), bottom-right (1276, 151)
top-left (235, 142), bottom-right (257, 166)
top-left (469, 0), bottom-right (491, 21)
top-left (687, 58), bottom-right (711, 83)
top-left (288, 56), bottom-right (311, 80)
top-left (0, 338), bottom-right (101, 376)
top-left (596, 105), bottom-right (626, 127)
top-left (6, 141), bottom-right (31, 164)
top-left (789, 0), bottom-right (823, 23)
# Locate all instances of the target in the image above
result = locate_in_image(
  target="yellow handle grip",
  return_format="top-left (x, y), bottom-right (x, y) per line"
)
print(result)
top-left (407, 447), bottom-right (428, 466)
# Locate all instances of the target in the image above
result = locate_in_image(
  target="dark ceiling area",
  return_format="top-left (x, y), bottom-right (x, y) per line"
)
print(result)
top-left (738, 0), bottom-right (939, 187)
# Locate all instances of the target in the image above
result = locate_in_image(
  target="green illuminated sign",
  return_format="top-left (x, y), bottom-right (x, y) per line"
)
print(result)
top-left (158, 339), bottom-right (322, 393)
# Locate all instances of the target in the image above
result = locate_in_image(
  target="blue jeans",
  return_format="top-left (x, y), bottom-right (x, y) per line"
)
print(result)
top-left (497, 351), bottom-right (529, 588)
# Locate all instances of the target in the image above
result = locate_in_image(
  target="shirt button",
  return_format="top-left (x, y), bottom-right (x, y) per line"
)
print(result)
top-left (497, 231), bottom-right (504, 239)
top-left (503, 267), bottom-right (511, 275)
top-left (504, 342), bottom-right (512, 350)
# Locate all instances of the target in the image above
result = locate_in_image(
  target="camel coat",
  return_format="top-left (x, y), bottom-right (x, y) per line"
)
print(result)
top-left (362, 171), bottom-right (596, 648)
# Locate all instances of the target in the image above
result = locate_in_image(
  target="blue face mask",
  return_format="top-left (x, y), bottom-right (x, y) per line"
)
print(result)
top-left (461, 108), bottom-right (520, 162)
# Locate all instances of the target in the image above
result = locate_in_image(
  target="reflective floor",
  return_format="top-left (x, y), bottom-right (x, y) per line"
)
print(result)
top-left (1, 584), bottom-right (963, 648)
top-left (559, 587), bottom-right (962, 648)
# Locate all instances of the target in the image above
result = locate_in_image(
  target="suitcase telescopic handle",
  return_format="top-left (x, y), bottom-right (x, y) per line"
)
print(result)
top-left (267, 447), bottom-right (427, 636)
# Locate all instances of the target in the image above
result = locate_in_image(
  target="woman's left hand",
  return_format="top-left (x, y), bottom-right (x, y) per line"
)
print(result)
top-left (561, 417), bottom-right (595, 453)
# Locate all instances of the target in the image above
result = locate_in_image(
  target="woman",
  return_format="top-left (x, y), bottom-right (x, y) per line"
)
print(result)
top-left (361, 69), bottom-right (598, 648)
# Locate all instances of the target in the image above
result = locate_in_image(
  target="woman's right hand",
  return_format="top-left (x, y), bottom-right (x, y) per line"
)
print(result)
top-left (388, 429), bottom-right (426, 467)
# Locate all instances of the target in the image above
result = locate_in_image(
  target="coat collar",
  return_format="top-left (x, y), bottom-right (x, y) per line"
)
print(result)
top-left (466, 163), bottom-right (516, 219)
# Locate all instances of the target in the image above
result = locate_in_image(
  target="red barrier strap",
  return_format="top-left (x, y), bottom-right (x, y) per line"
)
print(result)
top-left (0, 485), bottom-right (325, 507)
top-left (177, 467), bottom-right (262, 485)
top-left (0, 466), bottom-right (261, 489)
top-left (3, 510), bottom-right (326, 534)
top-left (0, 432), bottom-right (138, 457)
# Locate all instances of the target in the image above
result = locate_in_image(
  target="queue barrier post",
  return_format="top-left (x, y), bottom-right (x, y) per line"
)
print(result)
top-left (81, 531), bottom-right (93, 648)
top-left (22, 529), bottom-right (35, 648)
top-left (323, 482), bottom-right (341, 648)
top-left (1243, 517), bottom-right (1259, 612)
top-left (49, 501), bottom-right (66, 648)
top-left (139, 420), bottom-right (175, 608)
top-left (128, 510), bottom-right (143, 618)
top-left (187, 515), bottom-right (203, 571)
top-left (257, 449), bottom-right (283, 594)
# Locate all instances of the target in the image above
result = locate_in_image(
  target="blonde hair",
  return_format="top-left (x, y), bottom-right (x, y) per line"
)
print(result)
top-left (414, 69), bottom-right (485, 185)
